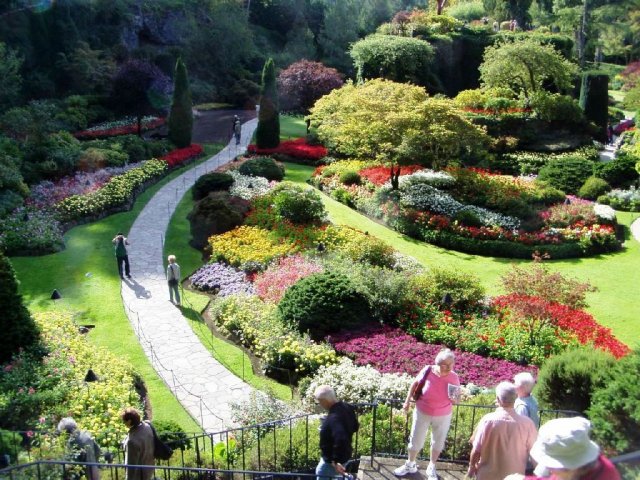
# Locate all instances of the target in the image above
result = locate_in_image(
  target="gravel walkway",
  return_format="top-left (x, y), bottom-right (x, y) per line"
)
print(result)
top-left (120, 119), bottom-right (257, 432)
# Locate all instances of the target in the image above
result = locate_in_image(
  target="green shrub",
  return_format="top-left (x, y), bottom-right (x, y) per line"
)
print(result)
top-left (187, 192), bottom-right (251, 250)
top-left (331, 187), bottom-right (355, 207)
top-left (0, 253), bottom-right (40, 364)
top-left (593, 153), bottom-right (639, 188)
top-left (278, 272), bottom-right (371, 337)
top-left (409, 267), bottom-right (485, 313)
top-left (77, 147), bottom-right (128, 170)
top-left (537, 156), bottom-right (595, 194)
top-left (192, 172), bottom-right (234, 200)
top-left (339, 170), bottom-right (361, 186)
top-left (238, 156), bottom-right (284, 181)
top-left (588, 350), bottom-right (640, 454)
top-left (579, 73), bottom-right (609, 143)
top-left (578, 176), bottom-right (611, 200)
top-left (152, 419), bottom-right (192, 451)
top-left (485, 97), bottom-right (518, 114)
top-left (270, 182), bottom-right (325, 224)
top-left (530, 91), bottom-right (584, 124)
top-left (535, 347), bottom-right (615, 414)
top-left (454, 209), bottom-right (483, 227)
top-left (447, 1), bottom-right (485, 21)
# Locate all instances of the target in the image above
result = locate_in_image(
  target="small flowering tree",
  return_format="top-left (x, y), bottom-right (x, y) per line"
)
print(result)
top-left (277, 60), bottom-right (343, 113)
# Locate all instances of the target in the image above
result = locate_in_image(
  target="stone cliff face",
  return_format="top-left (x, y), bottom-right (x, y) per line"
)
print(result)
top-left (120, 1), bottom-right (187, 51)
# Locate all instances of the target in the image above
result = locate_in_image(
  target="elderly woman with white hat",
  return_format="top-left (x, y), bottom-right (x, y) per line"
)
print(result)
top-left (505, 416), bottom-right (620, 480)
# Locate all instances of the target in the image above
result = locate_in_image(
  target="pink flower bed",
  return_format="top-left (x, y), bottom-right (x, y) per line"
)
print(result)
top-left (247, 138), bottom-right (327, 160)
top-left (253, 254), bottom-right (323, 303)
top-left (330, 324), bottom-right (536, 387)
top-left (161, 144), bottom-right (204, 167)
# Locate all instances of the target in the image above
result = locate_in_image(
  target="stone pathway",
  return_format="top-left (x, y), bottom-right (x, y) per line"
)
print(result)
top-left (120, 119), bottom-right (257, 432)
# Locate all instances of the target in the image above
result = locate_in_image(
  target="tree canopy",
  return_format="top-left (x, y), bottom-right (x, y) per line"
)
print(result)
top-left (479, 38), bottom-right (578, 100)
top-left (277, 60), bottom-right (344, 114)
top-left (309, 78), bottom-right (488, 171)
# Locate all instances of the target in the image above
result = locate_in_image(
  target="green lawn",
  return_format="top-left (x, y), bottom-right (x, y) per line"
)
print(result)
top-left (162, 187), bottom-right (293, 401)
top-left (10, 147), bottom-right (224, 432)
top-left (282, 162), bottom-right (640, 348)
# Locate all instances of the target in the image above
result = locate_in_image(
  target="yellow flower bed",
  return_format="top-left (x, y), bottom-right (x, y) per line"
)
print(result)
top-left (208, 225), bottom-right (294, 269)
top-left (35, 310), bottom-right (141, 447)
top-left (320, 225), bottom-right (395, 267)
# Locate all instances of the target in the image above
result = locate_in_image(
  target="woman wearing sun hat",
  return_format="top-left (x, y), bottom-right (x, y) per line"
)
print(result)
top-left (505, 416), bottom-right (620, 480)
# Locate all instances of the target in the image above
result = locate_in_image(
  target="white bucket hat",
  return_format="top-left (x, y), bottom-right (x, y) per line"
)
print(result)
top-left (530, 417), bottom-right (600, 470)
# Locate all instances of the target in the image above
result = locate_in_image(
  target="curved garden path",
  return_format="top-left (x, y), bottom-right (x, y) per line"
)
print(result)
top-left (120, 118), bottom-right (257, 432)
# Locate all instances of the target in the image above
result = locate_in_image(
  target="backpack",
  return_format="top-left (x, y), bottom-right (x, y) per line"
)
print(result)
top-left (148, 422), bottom-right (173, 461)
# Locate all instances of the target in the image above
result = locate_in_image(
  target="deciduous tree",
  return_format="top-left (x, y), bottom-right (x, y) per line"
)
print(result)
top-left (277, 60), bottom-right (344, 113)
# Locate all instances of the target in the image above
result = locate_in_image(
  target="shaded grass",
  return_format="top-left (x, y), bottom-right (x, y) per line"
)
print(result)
top-left (283, 162), bottom-right (640, 348)
top-left (10, 146), bottom-right (224, 432)
top-left (279, 115), bottom-right (307, 139)
top-left (162, 185), bottom-right (294, 401)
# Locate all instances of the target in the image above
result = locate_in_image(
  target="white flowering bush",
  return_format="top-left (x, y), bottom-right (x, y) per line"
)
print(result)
top-left (598, 186), bottom-right (640, 211)
top-left (229, 170), bottom-right (274, 200)
top-left (593, 204), bottom-right (616, 222)
top-left (230, 390), bottom-right (299, 427)
top-left (400, 184), bottom-right (521, 229)
top-left (300, 358), bottom-right (413, 409)
top-left (397, 169), bottom-right (456, 189)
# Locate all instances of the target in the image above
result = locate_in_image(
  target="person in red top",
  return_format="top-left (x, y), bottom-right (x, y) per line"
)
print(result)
top-left (394, 348), bottom-right (461, 480)
top-left (505, 417), bottom-right (621, 480)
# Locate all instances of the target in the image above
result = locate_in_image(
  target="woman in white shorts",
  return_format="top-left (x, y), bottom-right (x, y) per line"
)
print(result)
top-left (394, 349), bottom-right (460, 480)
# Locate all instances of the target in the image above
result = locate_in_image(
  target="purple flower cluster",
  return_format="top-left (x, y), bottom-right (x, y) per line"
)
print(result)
top-left (330, 325), bottom-right (537, 387)
top-left (189, 262), bottom-right (255, 297)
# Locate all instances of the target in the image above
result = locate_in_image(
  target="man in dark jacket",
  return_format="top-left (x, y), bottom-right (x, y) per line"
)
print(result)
top-left (314, 385), bottom-right (359, 479)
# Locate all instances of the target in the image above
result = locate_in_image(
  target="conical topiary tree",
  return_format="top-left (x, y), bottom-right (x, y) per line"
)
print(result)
top-left (256, 58), bottom-right (280, 148)
top-left (0, 252), bottom-right (40, 363)
top-left (168, 57), bottom-right (193, 148)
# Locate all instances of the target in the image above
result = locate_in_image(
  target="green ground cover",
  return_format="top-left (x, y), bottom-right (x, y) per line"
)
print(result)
top-left (162, 187), bottom-right (293, 401)
top-left (10, 146), bottom-right (224, 432)
top-left (282, 162), bottom-right (640, 348)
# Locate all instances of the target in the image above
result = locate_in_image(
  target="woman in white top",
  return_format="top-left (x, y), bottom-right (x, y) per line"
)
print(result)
top-left (166, 254), bottom-right (181, 306)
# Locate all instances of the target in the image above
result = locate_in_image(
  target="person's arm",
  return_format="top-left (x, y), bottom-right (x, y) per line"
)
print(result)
top-left (330, 420), bottom-right (349, 474)
top-left (403, 378), bottom-right (419, 412)
top-left (467, 445), bottom-right (481, 477)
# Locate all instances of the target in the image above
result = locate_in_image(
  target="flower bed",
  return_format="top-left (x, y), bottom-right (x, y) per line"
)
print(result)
top-left (330, 324), bottom-right (537, 387)
top-left (54, 159), bottom-right (168, 224)
top-left (189, 262), bottom-right (255, 296)
top-left (359, 165), bottom-right (425, 186)
top-left (161, 144), bottom-right (204, 168)
top-left (0, 207), bottom-right (64, 256)
top-left (74, 116), bottom-right (165, 139)
top-left (253, 255), bottom-right (323, 303)
top-left (247, 138), bottom-right (327, 161)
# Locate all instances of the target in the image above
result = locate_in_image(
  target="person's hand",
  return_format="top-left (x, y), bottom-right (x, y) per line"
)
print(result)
top-left (402, 400), bottom-right (411, 413)
top-left (467, 464), bottom-right (478, 478)
top-left (334, 462), bottom-right (346, 475)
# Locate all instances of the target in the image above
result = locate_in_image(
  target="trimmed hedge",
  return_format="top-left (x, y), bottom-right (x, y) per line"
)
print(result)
top-left (192, 172), bottom-right (234, 200)
top-left (238, 157), bottom-right (284, 181)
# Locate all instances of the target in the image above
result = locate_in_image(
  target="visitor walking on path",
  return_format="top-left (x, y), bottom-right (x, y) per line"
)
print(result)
top-left (232, 115), bottom-right (242, 145)
top-left (113, 232), bottom-right (131, 279)
top-left (121, 408), bottom-right (155, 480)
top-left (166, 254), bottom-right (181, 306)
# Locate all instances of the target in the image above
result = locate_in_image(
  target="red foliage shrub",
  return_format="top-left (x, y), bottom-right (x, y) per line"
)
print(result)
top-left (247, 138), bottom-right (327, 160)
top-left (277, 60), bottom-right (344, 113)
top-left (358, 165), bottom-right (425, 186)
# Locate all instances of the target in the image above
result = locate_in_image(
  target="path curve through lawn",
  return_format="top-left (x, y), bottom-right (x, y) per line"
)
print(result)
top-left (120, 119), bottom-right (257, 432)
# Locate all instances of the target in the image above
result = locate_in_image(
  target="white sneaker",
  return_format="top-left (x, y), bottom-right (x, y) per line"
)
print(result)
top-left (394, 462), bottom-right (418, 476)
top-left (425, 463), bottom-right (438, 480)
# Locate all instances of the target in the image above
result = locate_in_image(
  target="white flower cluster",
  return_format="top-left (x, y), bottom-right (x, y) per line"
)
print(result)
top-left (228, 170), bottom-right (274, 199)
top-left (606, 186), bottom-right (640, 202)
top-left (398, 169), bottom-right (456, 189)
top-left (301, 358), bottom-right (413, 408)
top-left (400, 184), bottom-right (521, 229)
top-left (390, 252), bottom-right (426, 273)
top-left (593, 203), bottom-right (616, 222)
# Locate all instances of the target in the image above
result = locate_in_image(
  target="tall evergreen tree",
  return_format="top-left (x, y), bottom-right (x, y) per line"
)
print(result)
top-left (168, 57), bottom-right (193, 148)
top-left (256, 58), bottom-right (280, 149)
top-left (0, 253), bottom-right (40, 364)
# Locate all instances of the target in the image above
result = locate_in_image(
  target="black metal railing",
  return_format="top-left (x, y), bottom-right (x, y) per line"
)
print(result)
top-left (1, 400), bottom-right (580, 472)
top-left (611, 450), bottom-right (640, 479)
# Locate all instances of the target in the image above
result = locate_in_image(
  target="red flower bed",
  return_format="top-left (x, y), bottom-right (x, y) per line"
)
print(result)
top-left (74, 118), bottom-right (165, 139)
top-left (330, 324), bottom-right (537, 387)
top-left (247, 138), bottom-right (327, 160)
top-left (358, 165), bottom-right (425, 186)
top-left (161, 144), bottom-right (204, 167)
top-left (493, 294), bottom-right (630, 359)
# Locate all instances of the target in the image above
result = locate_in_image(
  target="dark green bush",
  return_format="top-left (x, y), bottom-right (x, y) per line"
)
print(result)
top-left (331, 187), bottom-right (355, 207)
top-left (530, 92), bottom-right (584, 124)
top-left (278, 272), bottom-right (371, 338)
top-left (192, 172), bottom-right (234, 200)
top-left (152, 419), bottom-right (192, 451)
top-left (588, 350), bottom-right (640, 454)
top-left (454, 209), bottom-right (483, 227)
top-left (0, 253), bottom-right (40, 364)
top-left (593, 153), bottom-right (639, 188)
top-left (187, 192), bottom-right (251, 250)
top-left (535, 347), bottom-right (615, 414)
top-left (578, 176), bottom-right (611, 200)
top-left (238, 156), bottom-right (284, 181)
top-left (537, 156), bottom-right (595, 194)
top-left (579, 73), bottom-right (609, 143)
top-left (270, 182), bottom-right (325, 224)
top-left (339, 170), bottom-right (361, 186)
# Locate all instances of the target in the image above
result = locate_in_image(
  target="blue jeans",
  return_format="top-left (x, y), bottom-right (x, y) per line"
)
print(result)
top-left (169, 281), bottom-right (180, 304)
top-left (316, 458), bottom-right (338, 480)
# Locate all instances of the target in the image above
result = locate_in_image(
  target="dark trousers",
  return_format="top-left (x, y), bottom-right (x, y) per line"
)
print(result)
top-left (116, 255), bottom-right (130, 278)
